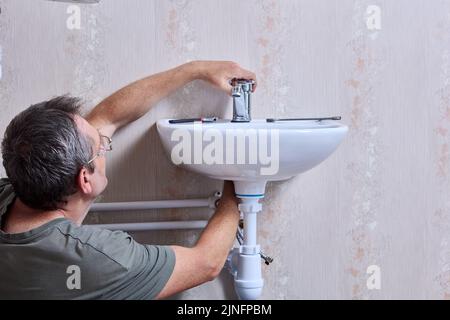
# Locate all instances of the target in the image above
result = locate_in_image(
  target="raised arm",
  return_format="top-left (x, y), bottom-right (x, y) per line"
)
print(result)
top-left (86, 61), bottom-right (257, 298)
top-left (86, 60), bottom-right (257, 137)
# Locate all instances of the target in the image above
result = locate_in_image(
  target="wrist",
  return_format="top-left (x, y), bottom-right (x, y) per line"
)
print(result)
top-left (218, 194), bottom-right (239, 210)
top-left (184, 60), bottom-right (206, 81)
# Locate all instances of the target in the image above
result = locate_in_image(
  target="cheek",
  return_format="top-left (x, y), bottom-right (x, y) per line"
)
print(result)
top-left (99, 160), bottom-right (108, 185)
top-left (97, 158), bottom-right (107, 175)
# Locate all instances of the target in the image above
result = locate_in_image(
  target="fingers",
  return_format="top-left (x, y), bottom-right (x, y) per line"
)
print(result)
top-left (233, 66), bottom-right (257, 92)
top-left (222, 180), bottom-right (235, 195)
top-left (236, 68), bottom-right (257, 82)
top-left (221, 79), bottom-right (234, 95)
top-left (220, 181), bottom-right (238, 205)
top-left (205, 61), bottom-right (257, 95)
top-left (252, 79), bottom-right (257, 92)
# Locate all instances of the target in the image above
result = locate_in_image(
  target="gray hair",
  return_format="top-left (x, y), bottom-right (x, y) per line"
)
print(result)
top-left (1, 95), bottom-right (95, 210)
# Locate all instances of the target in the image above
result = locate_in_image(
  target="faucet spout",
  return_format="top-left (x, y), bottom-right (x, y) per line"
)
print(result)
top-left (231, 79), bottom-right (255, 122)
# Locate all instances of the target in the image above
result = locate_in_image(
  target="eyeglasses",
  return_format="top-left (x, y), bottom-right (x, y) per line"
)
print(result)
top-left (87, 131), bottom-right (112, 165)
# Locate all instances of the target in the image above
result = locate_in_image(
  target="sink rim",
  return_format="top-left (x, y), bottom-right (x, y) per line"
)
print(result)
top-left (156, 118), bottom-right (348, 195)
top-left (157, 118), bottom-right (348, 131)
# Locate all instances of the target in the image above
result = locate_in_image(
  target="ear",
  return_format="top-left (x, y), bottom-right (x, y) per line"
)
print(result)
top-left (77, 167), bottom-right (93, 195)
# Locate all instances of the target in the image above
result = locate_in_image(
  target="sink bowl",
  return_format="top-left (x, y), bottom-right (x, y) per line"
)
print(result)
top-left (157, 117), bottom-right (348, 300)
top-left (157, 119), bottom-right (348, 196)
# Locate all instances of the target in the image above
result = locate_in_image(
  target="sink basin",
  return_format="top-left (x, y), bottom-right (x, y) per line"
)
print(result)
top-left (157, 119), bottom-right (348, 196)
top-left (157, 117), bottom-right (348, 300)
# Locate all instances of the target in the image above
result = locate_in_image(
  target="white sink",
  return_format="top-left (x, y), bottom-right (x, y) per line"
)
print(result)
top-left (157, 119), bottom-right (348, 196)
top-left (157, 117), bottom-right (347, 300)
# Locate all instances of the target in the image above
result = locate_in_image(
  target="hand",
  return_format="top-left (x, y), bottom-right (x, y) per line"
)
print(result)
top-left (193, 61), bottom-right (257, 95)
top-left (218, 181), bottom-right (239, 208)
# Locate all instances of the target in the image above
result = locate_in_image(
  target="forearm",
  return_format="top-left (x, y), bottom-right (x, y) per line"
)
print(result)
top-left (195, 182), bottom-right (240, 272)
top-left (155, 182), bottom-right (239, 298)
top-left (86, 61), bottom-right (199, 134)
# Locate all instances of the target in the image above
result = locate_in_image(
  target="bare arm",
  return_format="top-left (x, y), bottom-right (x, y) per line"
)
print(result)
top-left (86, 61), bottom-right (257, 137)
top-left (155, 181), bottom-right (240, 299)
top-left (86, 62), bottom-right (197, 137)
top-left (85, 60), bottom-right (256, 298)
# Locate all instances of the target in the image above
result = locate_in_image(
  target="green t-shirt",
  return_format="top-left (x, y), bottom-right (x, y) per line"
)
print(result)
top-left (0, 178), bottom-right (175, 300)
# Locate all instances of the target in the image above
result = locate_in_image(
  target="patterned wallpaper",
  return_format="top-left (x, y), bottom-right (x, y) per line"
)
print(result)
top-left (0, 0), bottom-right (449, 299)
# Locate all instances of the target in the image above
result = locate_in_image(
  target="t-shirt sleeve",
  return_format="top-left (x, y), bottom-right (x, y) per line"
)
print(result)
top-left (0, 178), bottom-right (9, 188)
top-left (0, 178), bottom-right (15, 217)
top-left (80, 228), bottom-right (176, 300)
top-left (0, 178), bottom-right (12, 196)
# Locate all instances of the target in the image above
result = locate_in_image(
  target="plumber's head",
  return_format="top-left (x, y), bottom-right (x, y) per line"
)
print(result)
top-left (1, 95), bottom-right (108, 212)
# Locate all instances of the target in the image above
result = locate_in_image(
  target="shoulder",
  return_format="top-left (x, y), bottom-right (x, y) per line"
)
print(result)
top-left (55, 222), bottom-right (138, 269)
top-left (0, 178), bottom-right (15, 212)
top-left (0, 178), bottom-right (10, 187)
top-left (56, 221), bottom-right (132, 248)
top-left (54, 222), bottom-right (175, 299)
top-left (0, 178), bottom-right (13, 195)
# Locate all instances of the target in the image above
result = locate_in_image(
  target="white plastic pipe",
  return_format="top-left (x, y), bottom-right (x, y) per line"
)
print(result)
top-left (234, 197), bottom-right (264, 300)
top-left (91, 220), bottom-right (208, 231)
top-left (88, 193), bottom-right (219, 231)
top-left (243, 212), bottom-right (257, 246)
top-left (90, 198), bottom-right (213, 212)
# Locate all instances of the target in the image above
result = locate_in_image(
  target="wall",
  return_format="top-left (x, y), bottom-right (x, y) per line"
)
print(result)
top-left (0, 0), bottom-right (449, 299)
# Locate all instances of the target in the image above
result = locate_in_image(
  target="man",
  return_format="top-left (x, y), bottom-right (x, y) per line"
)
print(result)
top-left (0, 60), bottom-right (257, 299)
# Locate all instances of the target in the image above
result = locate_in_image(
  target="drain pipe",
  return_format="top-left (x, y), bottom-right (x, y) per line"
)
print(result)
top-left (230, 197), bottom-right (264, 300)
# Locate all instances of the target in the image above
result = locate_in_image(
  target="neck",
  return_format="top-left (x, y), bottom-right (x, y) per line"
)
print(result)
top-left (1, 195), bottom-right (92, 234)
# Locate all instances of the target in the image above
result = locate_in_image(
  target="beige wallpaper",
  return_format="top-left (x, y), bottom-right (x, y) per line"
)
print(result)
top-left (0, 0), bottom-right (449, 299)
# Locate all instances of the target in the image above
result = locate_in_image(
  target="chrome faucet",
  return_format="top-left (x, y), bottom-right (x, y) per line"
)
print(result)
top-left (231, 78), bottom-right (255, 122)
